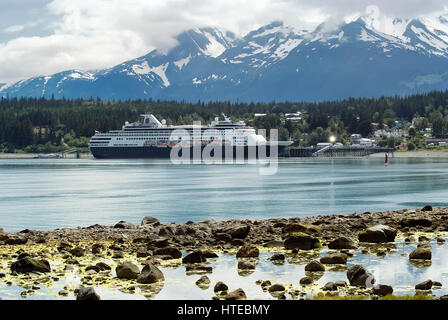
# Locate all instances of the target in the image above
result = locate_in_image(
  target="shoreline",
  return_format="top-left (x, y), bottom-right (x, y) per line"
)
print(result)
top-left (1, 150), bottom-right (448, 159)
top-left (1, 206), bottom-right (447, 300)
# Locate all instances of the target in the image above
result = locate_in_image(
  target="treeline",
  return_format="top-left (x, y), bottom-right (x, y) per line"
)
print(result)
top-left (2, 90), bottom-right (448, 152)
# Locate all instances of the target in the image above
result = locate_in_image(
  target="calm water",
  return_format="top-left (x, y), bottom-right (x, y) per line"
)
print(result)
top-left (1, 157), bottom-right (448, 232)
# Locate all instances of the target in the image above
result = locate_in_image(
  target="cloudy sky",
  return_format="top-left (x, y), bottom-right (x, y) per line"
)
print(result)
top-left (1, 0), bottom-right (448, 85)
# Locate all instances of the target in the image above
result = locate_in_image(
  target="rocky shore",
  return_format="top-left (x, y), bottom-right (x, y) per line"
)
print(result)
top-left (1, 206), bottom-right (448, 300)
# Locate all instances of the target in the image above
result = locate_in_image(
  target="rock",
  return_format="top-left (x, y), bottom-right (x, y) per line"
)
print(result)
top-left (11, 257), bottom-right (51, 273)
top-left (347, 265), bottom-right (375, 287)
top-left (320, 253), bottom-right (348, 264)
top-left (323, 282), bottom-right (338, 291)
top-left (231, 239), bottom-right (245, 246)
top-left (422, 205), bottom-right (433, 211)
top-left (57, 241), bottom-right (72, 252)
top-left (85, 265), bottom-right (101, 273)
top-left (260, 280), bottom-right (272, 287)
top-left (58, 290), bottom-right (69, 296)
top-left (185, 265), bottom-right (213, 274)
top-left (149, 238), bottom-right (169, 248)
top-left (433, 281), bottom-right (442, 287)
top-left (299, 277), bottom-right (313, 285)
top-left (114, 221), bottom-right (136, 229)
top-left (195, 276), bottom-right (211, 289)
top-left (116, 262), bottom-right (140, 280)
top-left (76, 287), bottom-right (100, 300)
top-left (335, 281), bottom-right (347, 287)
top-left (372, 284), bottom-right (393, 296)
top-left (225, 288), bottom-right (246, 300)
top-left (96, 262), bottom-right (111, 271)
top-left (5, 235), bottom-right (28, 245)
top-left (136, 248), bottom-right (150, 258)
top-left (268, 284), bottom-right (285, 292)
top-left (268, 253), bottom-right (285, 261)
top-left (440, 295), bottom-right (448, 300)
top-left (236, 244), bottom-right (259, 258)
top-left (237, 260), bottom-right (257, 270)
top-left (409, 248), bottom-right (432, 260)
top-left (214, 233), bottom-right (232, 242)
top-left (214, 281), bottom-right (228, 292)
top-left (415, 280), bottom-right (433, 290)
top-left (284, 232), bottom-right (321, 250)
top-left (305, 260), bottom-right (325, 272)
top-left (154, 247), bottom-right (182, 259)
top-left (282, 223), bottom-right (321, 235)
top-left (136, 263), bottom-right (164, 284)
top-left (228, 225), bottom-right (250, 239)
top-left (70, 247), bottom-right (85, 257)
top-left (358, 225), bottom-right (397, 243)
top-left (328, 237), bottom-right (357, 249)
top-left (141, 216), bottom-right (160, 226)
top-left (437, 237), bottom-right (445, 244)
top-left (202, 250), bottom-right (219, 259)
top-left (182, 251), bottom-right (206, 264)
top-left (263, 240), bottom-right (284, 248)
top-left (401, 218), bottom-right (432, 227)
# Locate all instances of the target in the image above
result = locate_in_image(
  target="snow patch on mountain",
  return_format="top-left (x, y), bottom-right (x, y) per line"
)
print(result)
top-left (174, 55), bottom-right (191, 70)
top-left (201, 31), bottom-right (227, 57)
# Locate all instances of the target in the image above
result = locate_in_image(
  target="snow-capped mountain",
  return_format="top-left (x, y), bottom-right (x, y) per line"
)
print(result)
top-left (3, 16), bottom-right (448, 102)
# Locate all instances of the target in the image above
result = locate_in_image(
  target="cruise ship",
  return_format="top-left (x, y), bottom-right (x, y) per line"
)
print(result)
top-left (89, 113), bottom-right (290, 159)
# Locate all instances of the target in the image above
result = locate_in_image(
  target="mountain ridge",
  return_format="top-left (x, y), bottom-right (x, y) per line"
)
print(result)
top-left (3, 15), bottom-right (448, 102)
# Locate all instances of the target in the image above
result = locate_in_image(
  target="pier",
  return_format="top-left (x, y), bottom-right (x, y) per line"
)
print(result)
top-left (283, 146), bottom-right (394, 158)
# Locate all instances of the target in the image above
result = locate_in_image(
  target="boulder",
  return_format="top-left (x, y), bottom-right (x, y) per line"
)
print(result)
top-left (415, 280), bottom-right (433, 290)
top-left (76, 287), bottom-right (100, 300)
top-left (141, 216), bottom-right (160, 226)
top-left (136, 263), bottom-right (164, 284)
top-left (268, 284), bottom-right (285, 292)
top-left (228, 225), bottom-right (250, 239)
top-left (237, 260), bottom-right (257, 270)
top-left (96, 262), bottom-right (111, 271)
top-left (401, 218), bottom-right (432, 227)
top-left (304, 260), bottom-right (325, 272)
top-left (323, 282), bottom-right (338, 291)
top-left (268, 253), bottom-right (285, 261)
top-left (409, 248), bottom-right (432, 260)
top-left (70, 247), bottom-right (85, 257)
top-left (328, 237), bottom-right (357, 249)
top-left (11, 257), bottom-right (51, 273)
top-left (320, 253), bottom-right (348, 264)
top-left (282, 223), bottom-right (321, 235)
top-left (284, 232), bottom-right (321, 250)
top-left (422, 205), bottom-right (433, 211)
top-left (182, 251), bottom-right (206, 264)
top-left (4, 235), bottom-right (28, 245)
top-left (347, 265), bottom-right (375, 287)
top-left (114, 221), bottom-right (136, 229)
top-left (299, 276), bottom-right (313, 285)
top-left (358, 225), bottom-right (396, 243)
top-left (154, 247), bottom-right (182, 259)
top-left (195, 275), bottom-right (211, 289)
top-left (225, 288), bottom-right (246, 300)
top-left (372, 284), bottom-right (393, 296)
top-left (116, 262), bottom-right (140, 280)
top-left (214, 281), bottom-right (228, 292)
top-left (202, 250), bottom-right (219, 259)
top-left (236, 244), bottom-right (259, 258)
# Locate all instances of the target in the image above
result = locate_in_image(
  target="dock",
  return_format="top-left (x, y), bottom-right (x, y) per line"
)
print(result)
top-left (283, 146), bottom-right (394, 158)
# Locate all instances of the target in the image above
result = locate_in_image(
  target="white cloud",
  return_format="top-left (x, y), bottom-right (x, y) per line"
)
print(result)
top-left (0, 0), bottom-right (448, 84)
top-left (4, 25), bottom-right (25, 33)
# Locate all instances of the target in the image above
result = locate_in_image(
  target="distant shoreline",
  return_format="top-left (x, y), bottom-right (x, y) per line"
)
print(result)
top-left (370, 150), bottom-right (448, 158)
top-left (1, 150), bottom-right (448, 159)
